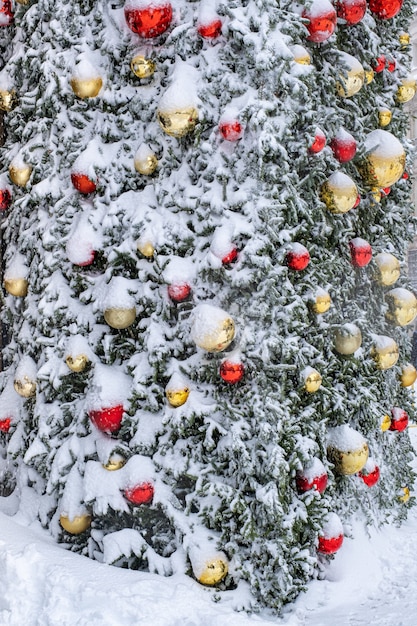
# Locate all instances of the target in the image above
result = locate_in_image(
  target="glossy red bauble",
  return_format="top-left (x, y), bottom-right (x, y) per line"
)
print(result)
top-left (71, 172), bottom-right (97, 195)
top-left (168, 282), bottom-right (191, 303)
top-left (330, 131), bottom-right (357, 163)
top-left (124, 2), bottom-right (173, 38)
top-left (309, 128), bottom-right (326, 154)
top-left (0, 418), bottom-right (11, 433)
top-left (124, 482), bottom-right (154, 505)
top-left (369, 0), bottom-right (403, 19)
top-left (286, 244), bottom-right (310, 271)
top-left (373, 55), bottom-right (386, 72)
top-left (336, 0), bottom-right (366, 25)
top-left (0, 188), bottom-right (12, 211)
top-left (0, 0), bottom-right (13, 25)
top-left (389, 408), bottom-right (408, 432)
top-left (220, 361), bottom-right (245, 384)
top-left (219, 120), bottom-right (243, 142)
top-left (402, 171), bottom-right (409, 180)
top-left (296, 471), bottom-right (328, 494)
top-left (318, 533), bottom-right (344, 554)
top-left (353, 194), bottom-right (361, 208)
top-left (382, 187), bottom-right (391, 196)
top-left (221, 246), bottom-right (238, 265)
top-left (359, 465), bottom-right (380, 487)
top-left (198, 19), bottom-right (222, 38)
top-left (387, 58), bottom-right (396, 72)
top-left (303, 7), bottom-right (337, 43)
top-left (349, 238), bottom-right (372, 267)
top-left (89, 405), bottom-right (124, 433)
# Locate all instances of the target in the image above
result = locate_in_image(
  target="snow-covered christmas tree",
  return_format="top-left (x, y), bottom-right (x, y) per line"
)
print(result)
top-left (0, 0), bottom-right (416, 613)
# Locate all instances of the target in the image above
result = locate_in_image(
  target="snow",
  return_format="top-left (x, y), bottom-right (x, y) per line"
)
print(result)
top-left (85, 363), bottom-right (132, 410)
top-left (320, 512), bottom-right (343, 540)
top-left (364, 129), bottom-right (405, 158)
top-left (327, 424), bottom-right (366, 452)
top-left (4, 252), bottom-right (28, 280)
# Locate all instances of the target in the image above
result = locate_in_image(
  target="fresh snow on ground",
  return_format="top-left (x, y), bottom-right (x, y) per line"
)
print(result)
top-left (0, 429), bottom-right (416, 626)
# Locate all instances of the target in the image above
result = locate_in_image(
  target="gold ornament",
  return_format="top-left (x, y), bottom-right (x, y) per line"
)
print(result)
top-left (131, 55), bottom-right (156, 79)
top-left (334, 324), bottom-right (362, 355)
top-left (378, 109), bottom-right (392, 127)
top-left (13, 375), bottom-right (36, 398)
top-left (336, 54), bottom-right (365, 98)
top-left (400, 364), bottom-right (417, 388)
top-left (195, 558), bottom-right (228, 586)
top-left (60, 514), bottom-right (91, 534)
top-left (370, 336), bottom-right (399, 370)
top-left (292, 45), bottom-right (311, 65)
top-left (357, 130), bottom-right (405, 189)
top-left (4, 278), bottom-right (28, 297)
top-left (70, 77), bottom-right (103, 99)
top-left (157, 107), bottom-right (199, 138)
top-left (399, 487), bottom-right (410, 503)
top-left (399, 33), bottom-right (410, 48)
top-left (385, 288), bottom-right (417, 327)
top-left (166, 374), bottom-right (190, 408)
top-left (303, 368), bottom-right (322, 393)
top-left (364, 69), bottom-right (374, 85)
top-left (104, 307), bottom-right (136, 329)
top-left (320, 172), bottom-right (358, 214)
top-left (134, 152), bottom-right (158, 176)
top-left (310, 291), bottom-right (331, 314)
top-left (65, 354), bottom-right (89, 373)
top-left (0, 89), bottom-right (17, 112)
top-left (103, 454), bottom-right (126, 471)
top-left (9, 163), bottom-right (32, 187)
top-left (328, 442), bottom-right (369, 475)
top-left (191, 305), bottom-right (235, 353)
top-left (381, 414), bottom-right (391, 431)
top-left (373, 253), bottom-right (400, 286)
top-left (396, 78), bottom-right (417, 104)
top-left (137, 239), bottom-right (155, 258)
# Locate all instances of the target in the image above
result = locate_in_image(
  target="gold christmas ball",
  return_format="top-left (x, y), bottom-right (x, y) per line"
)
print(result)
top-left (381, 414), bottom-right (391, 431)
top-left (60, 514), bottom-right (91, 534)
top-left (396, 78), bottom-right (417, 104)
top-left (104, 307), bottom-right (136, 329)
top-left (399, 363), bottom-right (417, 388)
top-left (157, 107), bottom-right (199, 138)
top-left (370, 336), bottom-right (399, 370)
top-left (378, 109), bottom-right (392, 127)
top-left (328, 442), bottom-right (369, 475)
top-left (65, 353), bottom-right (89, 373)
top-left (14, 375), bottom-right (36, 398)
top-left (103, 454), bottom-right (126, 471)
top-left (191, 305), bottom-right (235, 352)
top-left (166, 383), bottom-right (190, 408)
top-left (364, 69), bottom-right (374, 85)
top-left (336, 54), bottom-right (365, 98)
top-left (70, 77), bottom-right (103, 99)
top-left (196, 558), bottom-right (228, 586)
top-left (0, 89), bottom-right (17, 112)
top-left (303, 368), bottom-right (322, 393)
top-left (334, 324), bottom-right (362, 355)
top-left (310, 291), bottom-right (331, 314)
top-left (292, 45), bottom-right (311, 65)
top-left (137, 239), bottom-right (155, 258)
top-left (399, 487), bottom-right (410, 503)
top-left (9, 163), bottom-right (33, 187)
top-left (357, 130), bottom-right (405, 189)
top-left (130, 55), bottom-right (156, 79)
top-left (399, 33), bottom-right (410, 48)
top-left (4, 278), bottom-right (28, 297)
top-left (385, 288), bottom-right (417, 327)
top-left (134, 153), bottom-right (158, 176)
top-left (373, 253), bottom-right (400, 286)
top-left (320, 172), bottom-right (358, 214)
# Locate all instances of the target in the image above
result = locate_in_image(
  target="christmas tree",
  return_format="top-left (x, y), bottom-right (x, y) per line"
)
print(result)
top-left (0, 0), bottom-right (416, 613)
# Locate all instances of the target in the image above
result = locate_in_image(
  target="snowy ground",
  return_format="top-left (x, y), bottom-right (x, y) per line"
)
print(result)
top-left (0, 434), bottom-right (416, 626)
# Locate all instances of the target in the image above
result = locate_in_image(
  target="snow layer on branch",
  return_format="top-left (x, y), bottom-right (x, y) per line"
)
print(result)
top-left (327, 425), bottom-right (366, 452)
top-left (85, 364), bottom-right (132, 411)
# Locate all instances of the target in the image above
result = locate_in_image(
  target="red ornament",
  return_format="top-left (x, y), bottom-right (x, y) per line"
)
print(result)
top-left (318, 533), bottom-right (344, 554)
top-left (89, 405), bottom-right (124, 433)
top-left (309, 128), bottom-right (326, 154)
top-left (359, 465), bottom-right (380, 487)
top-left (286, 244), bottom-right (310, 271)
top-left (168, 282), bottom-right (191, 303)
top-left (221, 246), bottom-right (238, 265)
top-left (330, 129), bottom-right (357, 163)
top-left (0, 418), bottom-right (11, 433)
top-left (369, 0), bottom-right (403, 19)
top-left (74, 250), bottom-right (96, 267)
top-left (389, 407), bottom-right (408, 432)
top-left (219, 120), bottom-right (243, 142)
top-left (0, 188), bottom-right (12, 211)
top-left (198, 19), bottom-right (222, 38)
top-left (71, 172), bottom-right (97, 195)
top-left (373, 55), bottom-right (386, 72)
top-left (382, 187), bottom-right (391, 196)
top-left (387, 57), bottom-right (396, 72)
top-left (336, 0), bottom-right (366, 25)
top-left (402, 171), bottom-right (409, 180)
top-left (124, 482), bottom-right (154, 505)
top-left (353, 194), bottom-right (361, 208)
top-left (303, 4), bottom-right (337, 43)
top-left (296, 471), bottom-right (328, 494)
top-left (349, 238), bottom-right (372, 268)
top-left (124, 2), bottom-right (173, 38)
top-left (0, 0), bottom-right (13, 25)
top-left (220, 360), bottom-right (245, 384)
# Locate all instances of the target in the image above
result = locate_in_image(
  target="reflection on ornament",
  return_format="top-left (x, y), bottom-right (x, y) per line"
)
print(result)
top-left (378, 109), bottom-right (392, 127)
top-left (399, 486), bottom-right (410, 503)
top-left (60, 514), bottom-right (91, 535)
top-left (191, 305), bottom-right (235, 352)
top-left (134, 151), bottom-right (158, 175)
top-left (385, 288), bottom-right (417, 326)
top-left (13, 375), bottom-right (36, 398)
top-left (336, 54), bottom-right (365, 97)
top-left (399, 363), bottom-right (417, 387)
top-left (220, 360), bottom-right (245, 384)
top-left (381, 414), bottom-right (391, 431)
top-left (396, 78), bottom-right (417, 104)
top-left (334, 324), bottom-right (362, 355)
top-left (373, 252), bottom-right (400, 285)
top-left (65, 354), bottom-right (89, 373)
top-left (124, 482), bottom-right (154, 505)
top-left (103, 454), bottom-right (126, 471)
top-left (321, 172), bottom-right (358, 213)
top-left (303, 367), bottom-right (322, 393)
top-left (369, 0), bottom-right (403, 19)
top-left (310, 290), bottom-right (331, 314)
top-left (365, 69), bottom-right (375, 84)
top-left (302, 2), bottom-right (337, 43)
top-left (335, 0), bottom-right (366, 24)
top-left (9, 163), bottom-right (32, 187)
top-left (124, 2), bottom-right (173, 38)
top-left (130, 55), bottom-right (156, 79)
top-left (157, 106), bottom-right (198, 138)
top-left (71, 172), bottom-right (97, 194)
top-left (4, 278), bottom-right (28, 297)
top-left (358, 130), bottom-right (405, 188)
top-left (104, 307), bottom-right (136, 329)
top-left (137, 239), bottom-right (155, 258)
top-left (0, 89), bottom-right (17, 112)
top-left (370, 336), bottom-right (399, 370)
top-left (89, 405), bottom-right (124, 433)
top-left (70, 77), bottom-right (103, 99)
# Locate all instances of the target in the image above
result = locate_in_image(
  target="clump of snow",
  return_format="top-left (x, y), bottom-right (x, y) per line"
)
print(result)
top-left (370, 333), bottom-right (397, 350)
top-left (338, 51), bottom-right (363, 72)
top-left (66, 218), bottom-right (101, 265)
top-left (102, 276), bottom-right (137, 309)
top-left (333, 127), bottom-right (355, 145)
top-left (386, 287), bottom-right (417, 304)
top-left (362, 457), bottom-right (378, 474)
top-left (364, 129), bottom-right (405, 158)
top-left (72, 139), bottom-right (105, 176)
top-left (0, 69), bottom-right (13, 91)
top-left (350, 237), bottom-right (368, 248)
top-left (4, 253), bottom-right (28, 280)
top-left (162, 256), bottom-right (196, 283)
top-left (134, 143), bottom-right (155, 164)
top-left (190, 304), bottom-right (235, 348)
top-left (320, 512), bottom-right (343, 540)
top-left (197, 0), bottom-right (220, 24)
top-left (290, 44), bottom-right (311, 62)
top-left (14, 356), bottom-right (37, 385)
top-left (9, 154), bottom-right (30, 170)
top-left (166, 371), bottom-right (189, 394)
top-left (71, 57), bottom-right (102, 81)
top-left (158, 61), bottom-right (199, 112)
top-left (327, 425), bottom-right (366, 452)
top-left (301, 457), bottom-right (326, 481)
top-left (65, 335), bottom-right (95, 362)
top-left (125, 0), bottom-right (170, 9)
top-left (289, 242), bottom-right (309, 255)
top-left (210, 226), bottom-right (235, 259)
top-left (327, 171), bottom-right (357, 190)
top-left (85, 363), bottom-right (132, 411)
top-left (188, 540), bottom-right (229, 580)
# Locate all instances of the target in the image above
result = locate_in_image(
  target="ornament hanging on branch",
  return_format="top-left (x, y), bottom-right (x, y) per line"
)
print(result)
top-left (335, 0), bottom-right (366, 25)
top-left (70, 59), bottom-right (103, 99)
top-left (381, 414), bottom-right (391, 431)
top-left (327, 425), bottom-right (369, 475)
top-left (336, 53), bottom-right (365, 97)
top-left (369, 0), bottom-right (403, 19)
top-left (302, 0), bottom-right (337, 43)
top-left (399, 487), bottom-right (410, 503)
top-left (357, 130), bottom-right (405, 189)
top-left (370, 335), bottom-right (399, 370)
top-left (4, 254), bottom-right (29, 297)
top-left (320, 172), bottom-right (358, 213)
top-left (349, 238), bottom-right (372, 267)
top-left (103, 277), bottom-right (137, 329)
top-left (157, 66), bottom-right (199, 138)
top-left (134, 144), bottom-right (158, 175)
top-left (309, 288), bottom-right (331, 314)
top-left (9, 158), bottom-right (32, 188)
top-left (296, 458), bottom-right (328, 494)
top-left (291, 45), bottom-right (311, 65)
top-left (0, 1), bottom-right (13, 27)
top-left (65, 336), bottom-right (92, 373)
top-left (309, 127), bottom-right (326, 154)
top-left (373, 252), bottom-right (400, 286)
top-left (318, 513), bottom-right (344, 555)
top-left (0, 418), bottom-right (11, 433)
top-left (389, 407), bottom-right (409, 432)
top-left (124, 0), bottom-right (173, 38)
top-left (103, 454), bottom-right (126, 471)
top-left (378, 108), bottom-right (392, 128)
top-left (334, 323), bottom-right (362, 355)
top-left (385, 288), bottom-right (417, 326)
top-left (71, 171), bottom-right (97, 194)
top-left (165, 372), bottom-right (190, 407)
top-left (399, 363), bottom-right (417, 387)
top-left (87, 365), bottom-right (131, 433)
top-left (124, 482), bottom-right (154, 505)
top-left (396, 77), bottom-right (417, 104)
top-left (60, 514), bottom-right (91, 535)
top-left (220, 359), bottom-right (245, 384)
top-left (130, 54), bottom-right (156, 79)
top-left (219, 108), bottom-right (243, 141)
top-left (189, 545), bottom-right (229, 586)
top-left (197, 3), bottom-right (222, 39)
top-left (0, 88), bottom-right (17, 112)
top-left (358, 459), bottom-right (380, 487)
top-left (137, 236), bottom-right (155, 258)
top-left (0, 185), bottom-right (11, 211)
top-left (302, 366), bottom-right (322, 393)
top-left (286, 243), bottom-right (310, 271)
top-left (191, 304), bottom-right (235, 352)
top-left (330, 128), bottom-right (357, 162)
top-left (13, 356), bottom-right (37, 399)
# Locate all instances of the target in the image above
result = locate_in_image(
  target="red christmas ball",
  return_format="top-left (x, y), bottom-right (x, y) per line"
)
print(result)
top-left (0, 418), bottom-right (11, 433)
top-left (353, 194), bottom-right (361, 208)
top-left (124, 2), bottom-right (173, 38)
top-left (402, 171), bottom-right (409, 180)
top-left (286, 244), bottom-right (310, 271)
top-left (124, 482), bottom-right (154, 505)
top-left (309, 128), bottom-right (326, 154)
top-left (373, 55), bottom-right (386, 72)
top-left (382, 187), bottom-right (391, 196)
top-left (71, 172), bottom-right (97, 195)
top-left (369, 0), bottom-right (403, 19)
top-left (330, 130), bottom-right (357, 163)
top-left (318, 533), bottom-right (344, 554)
top-left (390, 407), bottom-right (409, 432)
top-left (336, 0), bottom-right (366, 25)
top-left (0, 188), bottom-right (12, 211)
top-left (303, 6), bottom-right (337, 43)
top-left (74, 250), bottom-right (96, 267)
top-left (168, 282), bottom-right (191, 303)
top-left (198, 19), bottom-right (222, 38)
top-left (387, 57), bottom-right (396, 72)
top-left (296, 471), bottom-right (328, 494)
top-left (220, 360), bottom-right (245, 384)
top-left (359, 465), bottom-right (380, 487)
top-left (221, 246), bottom-right (238, 265)
top-left (219, 120), bottom-right (243, 142)
top-left (349, 238), bottom-right (372, 268)
top-left (89, 405), bottom-right (124, 433)
top-left (0, 0), bottom-right (13, 25)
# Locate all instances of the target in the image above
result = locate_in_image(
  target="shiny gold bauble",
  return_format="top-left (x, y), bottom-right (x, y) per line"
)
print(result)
top-left (137, 240), bottom-right (155, 258)
top-left (103, 454), bottom-right (126, 471)
top-left (396, 79), bottom-right (417, 104)
top-left (65, 353), bottom-right (89, 373)
top-left (292, 45), bottom-right (311, 65)
top-left (378, 109), bottom-right (392, 127)
top-left (320, 173), bottom-right (358, 214)
top-left (357, 130), bottom-right (405, 189)
top-left (4, 278), bottom-right (28, 297)
top-left (336, 55), bottom-right (365, 98)
top-left (399, 363), bottom-right (417, 388)
top-left (196, 558), bottom-right (228, 586)
top-left (130, 55), bottom-right (156, 79)
top-left (399, 487), bottom-right (410, 503)
top-left (70, 77), bottom-right (103, 99)
top-left (304, 369), bottom-right (322, 393)
top-left (328, 442), bottom-right (369, 475)
top-left (60, 514), bottom-right (91, 534)
top-left (399, 33), bottom-right (410, 48)
top-left (385, 288), bottom-right (417, 327)
top-left (310, 291), bottom-right (331, 314)
top-left (0, 89), bottom-right (17, 112)
top-left (104, 307), bottom-right (136, 329)
top-left (15, 0), bottom-right (30, 4)
top-left (334, 325), bottom-right (362, 355)
top-left (157, 107), bottom-right (198, 138)
top-left (364, 69), bottom-right (374, 85)
top-left (13, 375), bottom-right (36, 398)
top-left (381, 414), bottom-right (391, 431)
top-left (166, 386), bottom-right (190, 407)
top-left (9, 163), bottom-right (32, 187)
top-left (193, 318), bottom-right (235, 352)
top-left (370, 337), bottom-right (399, 370)
top-left (134, 153), bottom-right (158, 176)
top-left (373, 253), bottom-right (400, 286)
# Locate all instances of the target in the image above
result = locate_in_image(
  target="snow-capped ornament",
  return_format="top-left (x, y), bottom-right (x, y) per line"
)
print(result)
top-left (381, 414), bottom-right (391, 431)
top-left (291, 45), bottom-right (311, 65)
top-left (137, 237), bottom-right (155, 258)
top-left (103, 277), bottom-right (137, 329)
top-left (0, 187), bottom-right (11, 211)
top-left (330, 128), bottom-right (357, 162)
top-left (378, 108), bottom-right (392, 127)
top-left (358, 460), bottom-right (380, 487)
top-left (390, 407), bottom-right (409, 432)
top-left (167, 282), bottom-right (192, 303)
top-left (124, 0), bottom-right (172, 38)
top-left (219, 111), bottom-right (243, 141)
top-left (70, 60), bottom-right (103, 99)
top-left (358, 130), bottom-right (405, 189)
top-left (335, 0), bottom-right (366, 24)
top-left (0, 0), bottom-right (13, 26)
top-left (220, 360), bottom-right (245, 384)
top-left (320, 172), bottom-right (358, 213)
top-left (134, 144), bottom-right (158, 175)
top-left (9, 159), bottom-right (32, 187)
top-left (385, 288), bottom-right (417, 327)
top-left (349, 238), bottom-right (372, 267)
top-left (327, 425), bottom-right (369, 475)
top-left (130, 54), bottom-right (156, 79)
top-left (302, 367), bottom-right (322, 393)
top-left (221, 246), bottom-right (238, 265)
top-left (296, 458), bottom-right (328, 493)
top-left (4, 272), bottom-right (28, 297)
top-left (396, 77), bottom-right (417, 104)
top-left (104, 307), bottom-right (136, 329)
top-left (318, 513), bottom-right (344, 554)
top-left (399, 32), bottom-right (410, 48)
top-left (387, 57), bottom-right (396, 72)
top-left (369, 0), bottom-right (403, 19)
top-left (197, 3), bottom-right (222, 39)
top-left (124, 482), bottom-right (154, 505)
top-left (286, 243), bottom-right (310, 271)
top-left (60, 514), bottom-right (91, 535)
top-left (310, 289), bottom-right (331, 314)
top-left (302, 0), bottom-right (337, 43)
top-left (189, 546), bottom-right (229, 586)
top-left (373, 55), bottom-right (386, 72)
top-left (309, 127), bottom-right (326, 154)
top-left (71, 172), bottom-right (97, 195)
top-left (191, 304), bottom-right (235, 352)
top-left (89, 405), bottom-right (124, 433)
top-left (370, 335), bottom-right (399, 370)
top-left (399, 363), bottom-right (417, 387)
top-left (373, 253), bottom-right (400, 286)
top-left (65, 354), bottom-right (89, 373)
top-left (334, 323), bottom-right (362, 355)
top-left (13, 357), bottom-right (37, 399)
top-left (0, 88), bottom-right (17, 112)
top-left (157, 102), bottom-right (198, 137)
top-left (0, 418), bottom-right (11, 433)
top-left (165, 373), bottom-right (190, 407)
top-left (103, 454), bottom-right (126, 471)
top-left (336, 53), bottom-right (365, 97)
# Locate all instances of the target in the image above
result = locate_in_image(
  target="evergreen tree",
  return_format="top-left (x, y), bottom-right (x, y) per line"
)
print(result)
top-left (0, 0), bottom-right (415, 613)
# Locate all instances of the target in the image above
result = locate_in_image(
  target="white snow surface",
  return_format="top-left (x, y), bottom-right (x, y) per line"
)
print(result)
top-left (1, 427), bottom-right (417, 624)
